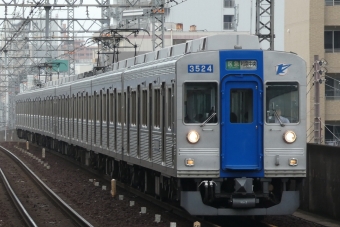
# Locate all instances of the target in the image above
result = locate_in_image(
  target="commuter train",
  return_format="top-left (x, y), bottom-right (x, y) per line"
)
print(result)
top-left (15, 34), bottom-right (307, 216)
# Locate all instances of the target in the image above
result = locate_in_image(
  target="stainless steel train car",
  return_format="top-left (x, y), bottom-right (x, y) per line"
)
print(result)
top-left (15, 34), bottom-right (307, 216)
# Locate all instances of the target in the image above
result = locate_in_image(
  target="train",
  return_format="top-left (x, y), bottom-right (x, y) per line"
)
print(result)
top-left (15, 33), bottom-right (307, 216)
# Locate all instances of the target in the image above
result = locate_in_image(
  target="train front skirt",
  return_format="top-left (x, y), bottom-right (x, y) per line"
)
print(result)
top-left (180, 190), bottom-right (299, 216)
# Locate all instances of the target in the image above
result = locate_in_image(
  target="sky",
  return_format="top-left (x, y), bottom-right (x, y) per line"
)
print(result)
top-left (1, 0), bottom-right (285, 50)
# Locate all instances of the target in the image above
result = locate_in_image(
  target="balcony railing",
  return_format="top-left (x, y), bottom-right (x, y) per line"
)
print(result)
top-left (325, 140), bottom-right (339, 146)
top-left (223, 22), bottom-right (234, 30)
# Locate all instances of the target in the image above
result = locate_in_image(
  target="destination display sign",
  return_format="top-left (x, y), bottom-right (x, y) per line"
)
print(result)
top-left (226, 60), bottom-right (257, 70)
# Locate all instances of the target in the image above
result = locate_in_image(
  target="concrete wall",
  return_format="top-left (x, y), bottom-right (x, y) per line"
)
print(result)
top-left (301, 144), bottom-right (340, 220)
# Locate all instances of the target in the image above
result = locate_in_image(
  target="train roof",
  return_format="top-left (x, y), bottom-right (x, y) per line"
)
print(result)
top-left (21, 33), bottom-right (261, 94)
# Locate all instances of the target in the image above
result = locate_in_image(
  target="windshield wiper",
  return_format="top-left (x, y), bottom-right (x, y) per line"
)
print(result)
top-left (200, 112), bottom-right (216, 127)
top-left (273, 109), bottom-right (285, 127)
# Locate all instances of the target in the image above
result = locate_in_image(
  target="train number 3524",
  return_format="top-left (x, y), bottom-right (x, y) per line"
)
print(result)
top-left (188, 64), bottom-right (214, 73)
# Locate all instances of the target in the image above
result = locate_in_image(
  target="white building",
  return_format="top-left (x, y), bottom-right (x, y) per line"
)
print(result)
top-left (112, 0), bottom-right (284, 51)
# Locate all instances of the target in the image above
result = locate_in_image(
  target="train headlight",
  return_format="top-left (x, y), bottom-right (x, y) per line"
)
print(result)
top-left (283, 131), bottom-right (296, 144)
top-left (187, 130), bottom-right (200, 144)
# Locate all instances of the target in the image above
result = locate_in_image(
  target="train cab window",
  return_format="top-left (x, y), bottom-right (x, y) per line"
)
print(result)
top-left (266, 82), bottom-right (299, 124)
top-left (184, 82), bottom-right (218, 124)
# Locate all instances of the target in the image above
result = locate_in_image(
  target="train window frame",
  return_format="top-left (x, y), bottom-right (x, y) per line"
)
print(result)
top-left (265, 81), bottom-right (300, 124)
top-left (183, 81), bottom-right (218, 125)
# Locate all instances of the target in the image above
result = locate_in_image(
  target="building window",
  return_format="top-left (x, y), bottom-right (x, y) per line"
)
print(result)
top-left (325, 0), bottom-right (340, 6)
top-left (224, 0), bottom-right (235, 8)
top-left (223, 15), bottom-right (234, 30)
top-left (325, 74), bottom-right (340, 100)
top-left (325, 29), bottom-right (340, 53)
top-left (325, 124), bottom-right (340, 146)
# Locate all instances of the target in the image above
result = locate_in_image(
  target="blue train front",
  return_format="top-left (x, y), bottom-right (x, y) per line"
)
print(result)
top-left (176, 36), bottom-right (306, 215)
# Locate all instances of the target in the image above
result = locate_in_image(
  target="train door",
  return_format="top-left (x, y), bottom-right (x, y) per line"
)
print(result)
top-left (220, 75), bottom-right (263, 177)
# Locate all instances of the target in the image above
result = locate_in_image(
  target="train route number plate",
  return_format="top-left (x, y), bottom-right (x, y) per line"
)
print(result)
top-left (188, 64), bottom-right (213, 73)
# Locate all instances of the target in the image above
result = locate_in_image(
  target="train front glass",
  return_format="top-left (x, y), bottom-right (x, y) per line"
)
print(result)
top-left (266, 82), bottom-right (299, 124)
top-left (183, 82), bottom-right (218, 124)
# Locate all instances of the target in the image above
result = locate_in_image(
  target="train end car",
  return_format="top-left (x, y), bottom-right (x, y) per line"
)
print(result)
top-left (176, 42), bottom-right (306, 215)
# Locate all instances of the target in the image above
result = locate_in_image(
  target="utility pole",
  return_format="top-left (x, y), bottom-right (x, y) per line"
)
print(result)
top-left (255, 0), bottom-right (275, 50)
top-left (234, 4), bottom-right (239, 31)
top-left (313, 56), bottom-right (327, 144)
top-left (151, 0), bottom-right (165, 51)
top-left (314, 55), bottom-right (321, 144)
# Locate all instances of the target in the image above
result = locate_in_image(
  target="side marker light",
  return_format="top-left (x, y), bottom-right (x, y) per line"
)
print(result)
top-left (185, 158), bottom-right (195, 167)
top-left (289, 158), bottom-right (298, 166)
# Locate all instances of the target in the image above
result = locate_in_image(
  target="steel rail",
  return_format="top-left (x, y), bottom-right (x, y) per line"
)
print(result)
top-left (0, 168), bottom-right (38, 227)
top-left (40, 144), bottom-right (221, 227)
top-left (0, 145), bottom-right (94, 227)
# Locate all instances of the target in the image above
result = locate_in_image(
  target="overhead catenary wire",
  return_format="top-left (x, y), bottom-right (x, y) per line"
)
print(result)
top-left (306, 66), bottom-right (314, 78)
top-left (0, 0), bottom-right (44, 54)
top-left (308, 135), bottom-right (315, 144)
top-left (2, 0), bottom-right (190, 73)
top-left (307, 129), bottom-right (315, 142)
top-left (306, 124), bottom-right (314, 133)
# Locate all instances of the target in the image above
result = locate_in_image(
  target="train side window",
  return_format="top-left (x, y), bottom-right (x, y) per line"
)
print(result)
top-left (103, 91), bottom-right (107, 123)
top-left (266, 82), bottom-right (299, 124)
top-left (117, 92), bottom-right (122, 124)
top-left (76, 94), bottom-right (79, 125)
top-left (97, 92), bottom-right (101, 123)
top-left (110, 92), bottom-right (114, 123)
top-left (131, 90), bottom-right (137, 125)
top-left (123, 92), bottom-right (127, 125)
top-left (167, 87), bottom-right (172, 130)
top-left (142, 90), bottom-right (147, 127)
top-left (73, 95), bottom-right (76, 137)
top-left (183, 82), bottom-right (218, 124)
top-left (86, 92), bottom-right (89, 142)
top-left (154, 88), bottom-right (161, 128)
top-left (88, 95), bottom-right (92, 121)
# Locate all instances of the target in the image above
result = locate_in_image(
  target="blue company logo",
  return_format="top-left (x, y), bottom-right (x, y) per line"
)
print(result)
top-left (276, 63), bottom-right (292, 76)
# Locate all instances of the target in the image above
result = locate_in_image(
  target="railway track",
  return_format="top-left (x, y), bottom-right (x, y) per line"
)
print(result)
top-left (2, 141), bottom-right (327, 227)
top-left (0, 145), bottom-right (94, 227)
top-left (0, 168), bottom-right (36, 227)
top-left (24, 142), bottom-right (219, 227)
